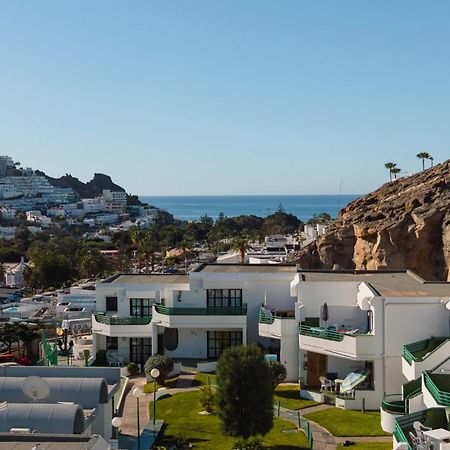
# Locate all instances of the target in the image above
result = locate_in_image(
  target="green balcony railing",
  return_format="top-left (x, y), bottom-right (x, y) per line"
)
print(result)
top-left (299, 324), bottom-right (345, 342)
top-left (424, 372), bottom-right (450, 406)
top-left (402, 337), bottom-right (449, 365)
top-left (381, 394), bottom-right (406, 414)
top-left (259, 308), bottom-right (295, 324)
top-left (154, 304), bottom-right (247, 316)
top-left (94, 312), bottom-right (152, 326)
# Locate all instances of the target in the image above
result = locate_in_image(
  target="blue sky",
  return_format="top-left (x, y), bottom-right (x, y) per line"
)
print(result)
top-left (1, 1), bottom-right (449, 195)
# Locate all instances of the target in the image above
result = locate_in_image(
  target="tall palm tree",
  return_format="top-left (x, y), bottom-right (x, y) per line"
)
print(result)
top-left (416, 152), bottom-right (431, 171)
top-left (391, 167), bottom-right (401, 179)
top-left (232, 237), bottom-right (253, 264)
top-left (429, 155), bottom-right (434, 167)
top-left (384, 162), bottom-right (397, 181)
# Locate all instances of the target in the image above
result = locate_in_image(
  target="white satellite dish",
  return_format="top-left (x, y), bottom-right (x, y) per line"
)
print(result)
top-left (22, 376), bottom-right (50, 402)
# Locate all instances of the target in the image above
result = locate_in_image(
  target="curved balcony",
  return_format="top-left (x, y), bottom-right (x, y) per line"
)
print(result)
top-left (152, 304), bottom-right (247, 329)
top-left (380, 394), bottom-right (406, 433)
top-left (299, 324), bottom-right (375, 360)
top-left (92, 312), bottom-right (152, 337)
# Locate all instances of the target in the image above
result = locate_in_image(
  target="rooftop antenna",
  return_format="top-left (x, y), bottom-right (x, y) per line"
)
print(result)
top-left (22, 376), bottom-right (50, 403)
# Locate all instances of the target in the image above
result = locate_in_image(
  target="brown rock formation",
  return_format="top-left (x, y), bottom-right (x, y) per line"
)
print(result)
top-left (294, 159), bottom-right (450, 281)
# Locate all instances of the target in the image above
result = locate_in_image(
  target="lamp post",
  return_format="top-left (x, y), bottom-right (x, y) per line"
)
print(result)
top-left (132, 386), bottom-right (145, 450)
top-left (111, 416), bottom-right (122, 441)
top-left (150, 368), bottom-right (160, 426)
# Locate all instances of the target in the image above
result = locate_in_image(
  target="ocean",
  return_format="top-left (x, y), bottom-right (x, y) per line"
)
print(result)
top-left (140, 195), bottom-right (359, 222)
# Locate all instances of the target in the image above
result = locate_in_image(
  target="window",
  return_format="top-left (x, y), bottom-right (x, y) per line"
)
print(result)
top-left (106, 336), bottom-right (118, 351)
top-left (207, 331), bottom-right (242, 358)
top-left (130, 338), bottom-right (152, 365)
top-left (106, 296), bottom-right (118, 312)
top-left (206, 289), bottom-right (242, 308)
top-left (130, 298), bottom-right (152, 317)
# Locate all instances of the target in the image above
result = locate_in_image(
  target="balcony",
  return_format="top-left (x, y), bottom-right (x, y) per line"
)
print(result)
top-left (259, 307), bottom-right (296, 339)
top-left (298, 324), bottom-right (375, 360)
top-left (152, 304), bottom-right (247, 329)
top-left (402, 337), bottom-right (450, 381)
top-left (92, 312), bottom-right (152, 337)
top-left (423, 372), bottom-right (450, 407)
top-left (394, 407), bottom-right (449, 450)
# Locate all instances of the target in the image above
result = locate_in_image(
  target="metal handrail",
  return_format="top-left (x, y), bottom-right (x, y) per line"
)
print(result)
top-left (381, 394), bottom-right (406, 414)
top-left (154, 304), bottom-right (247, 316)
top-left (402, 337), bottom-right (449, 365)
top-left (299, 324), bottom-right (344, 342)
top-left (94, 312), bottom-right (152, 325)
top-left (259, 308), bottom-right (295, 324)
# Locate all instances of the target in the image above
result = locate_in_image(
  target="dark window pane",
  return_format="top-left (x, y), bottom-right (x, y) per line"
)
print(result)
top-left (106, 296), bottom-right (118, 312)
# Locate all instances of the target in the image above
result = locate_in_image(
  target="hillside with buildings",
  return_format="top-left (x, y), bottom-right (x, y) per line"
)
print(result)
top-left (294, 159), bottom-right (450, 281)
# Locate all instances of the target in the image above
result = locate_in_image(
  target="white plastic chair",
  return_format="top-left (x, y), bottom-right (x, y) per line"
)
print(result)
top-left (319, 376), bottom-right (333, 392)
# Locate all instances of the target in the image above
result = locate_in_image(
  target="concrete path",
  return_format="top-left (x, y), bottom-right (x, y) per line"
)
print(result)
top-left (119, 378), bottom-right (149, 437)
top-left (175, 370), bottom-right (197, 389)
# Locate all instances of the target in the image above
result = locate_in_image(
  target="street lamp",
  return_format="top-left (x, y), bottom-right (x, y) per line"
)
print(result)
top-left (111, 416), bottom-right (122, 440)
top-left (132, 387), bottom-right (145, 450)
top-left (150, 368), bottom-right (160, 426)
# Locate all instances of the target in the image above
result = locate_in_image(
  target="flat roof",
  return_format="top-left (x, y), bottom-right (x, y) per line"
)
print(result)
top-left (298, 270), bottom-right (450, 297)
top-left (196, 263), bottom-right (297, 274)
top-left (0, 434), bottom-right (101, 450)
top-left (103, 274), bottom-right (189, 284)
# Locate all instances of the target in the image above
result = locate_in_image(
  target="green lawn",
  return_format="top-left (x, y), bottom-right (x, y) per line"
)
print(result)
top-left (143, 375), bottom-right (180, 393)
top-left (352, 443), bottom-right (392, 449)
top-left (304, 408), bottom-right (389, 437)
top-left (154, 391), bottom-right (310, 449)
top-left (274, 385), bottom-right (318, 410)
top-left (194, 371), bottom-right (217, 386)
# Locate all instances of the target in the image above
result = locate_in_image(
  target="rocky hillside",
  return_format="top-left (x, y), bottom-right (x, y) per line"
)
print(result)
top-left (294, 159), bottom-right (450, 281)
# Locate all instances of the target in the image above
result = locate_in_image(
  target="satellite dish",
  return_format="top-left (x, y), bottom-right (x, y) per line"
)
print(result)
top-left (22, 376), bottom-right (50, 402)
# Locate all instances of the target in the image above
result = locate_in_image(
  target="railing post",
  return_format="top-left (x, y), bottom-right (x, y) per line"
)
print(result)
top-left (277, 401), bottom-right (280, 417)
top-left (297, 411), bottom-right (301, 428)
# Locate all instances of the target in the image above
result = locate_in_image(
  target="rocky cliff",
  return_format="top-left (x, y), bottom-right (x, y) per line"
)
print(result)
top-left (294, 159), bottom-right (450, 281)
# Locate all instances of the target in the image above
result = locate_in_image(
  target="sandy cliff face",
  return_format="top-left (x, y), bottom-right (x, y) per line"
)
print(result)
top-left (295, 160), bottom-right (450, 281)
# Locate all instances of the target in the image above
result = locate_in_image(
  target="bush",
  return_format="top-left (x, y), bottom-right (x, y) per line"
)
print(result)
top-left (144, 354), bottom-right (174, 383)
top-left (216, 344), bottom-right (273, 439)
top-left (127, 362), bottom-right (140, 376)
top-left (199, 384), bottom-right (215, 413)
top-left (232, 438), bottom-right (263, 450)
top-left (266, 360), bottom-right (287, 389)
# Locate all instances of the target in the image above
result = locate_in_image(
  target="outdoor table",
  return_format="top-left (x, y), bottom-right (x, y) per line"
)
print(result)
top-left (423, 428), bottom-right (450, 449)
top-left (334, 379), bottom-right (344, 393)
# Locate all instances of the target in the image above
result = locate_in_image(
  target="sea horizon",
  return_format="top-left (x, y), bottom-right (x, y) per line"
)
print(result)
top-left (140, 194), bottom-right (359, 222)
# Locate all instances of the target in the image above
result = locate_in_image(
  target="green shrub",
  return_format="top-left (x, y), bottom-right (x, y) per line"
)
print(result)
top-left (266, 360), bottom-right (287, 389)
top-left (144, 354), bottom-right (174, 383)
top-left (199, 384), bottom-right (215, 413)
top-left (232, 438), bottom-right (263, 450)
top-left (127, 362), bottom-right (140, 376)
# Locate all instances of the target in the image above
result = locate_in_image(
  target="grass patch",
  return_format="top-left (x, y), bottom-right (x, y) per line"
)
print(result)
top-left (351, 444), bottom-right (392, 449)
top-left (274, 384), bottom-right (318, 410)
top-left (143, 375), bottom-right (180, 393)
top-left (304, 408), bottom-right (389, 437)
top-left (195, 371), bottom-right (217, 386)
top-left (154, 391), bottom-right (310, 449)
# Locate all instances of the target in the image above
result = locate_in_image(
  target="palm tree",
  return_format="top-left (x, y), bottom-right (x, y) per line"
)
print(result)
top-left (232, 237), bottom-right (253, 264)
top-left (429, 156), bottom-right (434, 167)
top-left (416, 152), bottom-right (431, 171)
top-left (384, 162), bottom-right (397, 181)
top-left (0, 263), bottom-right (5, 284)
top-left (391, 167), bottom-right (401, 179)
top-left (180, 236), bottom-right (195, 273)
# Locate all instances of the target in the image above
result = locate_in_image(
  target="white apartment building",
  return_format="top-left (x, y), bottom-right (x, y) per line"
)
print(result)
top-left (92, 264), bottom-right (296, 367)
top-left (0, 226), bottom-right (16, 240)
top-left (91, 264), bottom-right (450, 414)
top-left (0, 156), bottom-right (15, 177)
top-left (0, 207), bottom-right (16, 220)
top-left (26, 210), bottom-right (52, 227)
top-left (101, 190), bottom-right (127, 213)
top-left (83, 197), bottom-right (105, 213)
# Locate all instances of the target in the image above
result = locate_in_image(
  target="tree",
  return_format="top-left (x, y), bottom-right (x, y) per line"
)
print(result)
top-left (266, 360), bottom-right (287, 389)
top-left (144, 354), bottom-right (174, 384)
top-left (429, 155), bottom-right (434, 167)
top-left (384, 162), bottom-right (396, 181)
top-left (232, 237), bottom-right (252, 264)
top-left (216, 344), bottom-right (273, 440)
top-left (79, 249), bottom-right (110, 278)
top-left (0, 263), bottom-right (5, 283)
top-left (391, 167), bottom-right (401, 180)
top-left (416, 152), bottom-right (431, 171)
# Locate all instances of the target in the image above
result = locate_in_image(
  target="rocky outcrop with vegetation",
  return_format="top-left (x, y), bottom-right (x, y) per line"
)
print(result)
top-left (294, 159), bottom-right (450, 281)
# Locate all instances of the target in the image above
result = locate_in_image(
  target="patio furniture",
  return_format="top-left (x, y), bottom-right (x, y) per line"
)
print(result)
top-left (409, 431), bottom-right (429, 450)
top-left (107, 354), bottom-right (121, 367)
top-left (414, 421), bottom-right (432, 432)
top-left (319, 376), bottom-right (333, 392)
top-left (334, 378), bottom-right (344, 393)
top-left (423, 429), bottom-right (450, 449)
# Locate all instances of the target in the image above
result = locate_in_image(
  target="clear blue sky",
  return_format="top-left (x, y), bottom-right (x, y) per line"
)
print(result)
top-left (1, 1), bottom-right (449, 195)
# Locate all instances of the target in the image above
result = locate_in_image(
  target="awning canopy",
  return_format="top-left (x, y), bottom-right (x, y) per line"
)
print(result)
top-left (340, 367), bottom-right (371, 394)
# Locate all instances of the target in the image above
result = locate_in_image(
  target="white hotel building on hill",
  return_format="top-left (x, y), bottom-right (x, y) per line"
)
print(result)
top-left (92, 264), bottom-right (450, 413)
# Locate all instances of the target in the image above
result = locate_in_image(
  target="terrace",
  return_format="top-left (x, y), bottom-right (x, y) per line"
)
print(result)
top-left (402, 337), bottom-right (450, 381)
top-left (258, 307), bottom-right (296, 339)
top-left (92, 312), bottom-right (152, 337)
